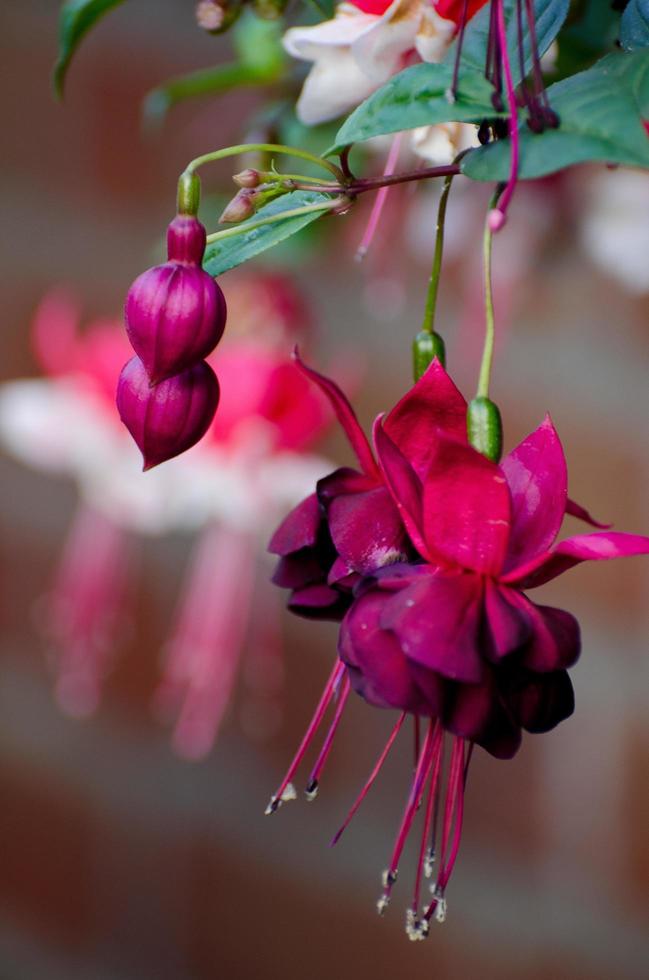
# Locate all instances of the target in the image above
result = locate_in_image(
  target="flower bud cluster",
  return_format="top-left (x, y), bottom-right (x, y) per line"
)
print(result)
top-left (117, 213), bottom-right (227, 469)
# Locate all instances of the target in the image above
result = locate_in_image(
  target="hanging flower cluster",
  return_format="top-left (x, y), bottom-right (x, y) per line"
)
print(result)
top-left (117, 178), bottom-right (228, 469)
top-left (267, 353), bottom-right (649, 937)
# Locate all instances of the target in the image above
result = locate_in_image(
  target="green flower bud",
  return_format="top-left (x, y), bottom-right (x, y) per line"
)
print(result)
top-left (412, 330), bottom-right (446, 380)
top-left (467, 396), bottom-right (503, 463)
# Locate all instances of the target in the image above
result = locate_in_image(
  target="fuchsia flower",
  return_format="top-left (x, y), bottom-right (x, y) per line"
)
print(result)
top-left (0, 283), bottom-right (332, 755)
top-left (268, 355), bottom-right (649, 938)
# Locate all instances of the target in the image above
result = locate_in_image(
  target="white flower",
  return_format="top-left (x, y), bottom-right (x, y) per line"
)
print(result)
top-left (284, 0), bottom-right (456, 126)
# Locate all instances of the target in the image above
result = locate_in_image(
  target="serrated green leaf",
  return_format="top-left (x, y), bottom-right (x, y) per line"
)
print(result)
top-left (329, 0), bottom-right (569, 154)
top-left (54, 0), bottom-right (126, 98)
top-left (621, 0), bottom-right (649, 51)
top-left (461, 51), bottom-right (649, 181)
top-left (203, 191), bottom-right (331, 276)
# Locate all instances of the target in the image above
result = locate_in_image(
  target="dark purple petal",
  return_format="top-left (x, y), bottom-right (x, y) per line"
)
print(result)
top-left (483, 580), bottom-right (532, 662)
top-left (268, 493), bottom-right (322, 555)
top-left (166, 214), bottom-right (207, 264)
top-left (293, 351), bottom-right (380, 479)
top-left (443, 674), bottom-right (522, 759)
top-left (382, 358), bottom-right (467, 478)
top-left (287, 584), bottom-right (350, 621)
top-left (422, 433), bottom-right (511, 575)
top-left (381, 572), bottom-right (484, 684)
top-left (502, 531), bottom-right (649, 589)
top-left (125, 262), bottom-right (226, 384)
top-left (565, 497), bottom-right (612, 529)
top-left (373, 420), bottom-right (432, 561)
top-left (501, 415), bottom-right (567, 571)
top-left (506, 593), bottom-right (581, 672)
top-left (116, 356), bottom-right (219, 469)
top-left (503, 669), bottom-right (574, 733)
top-left (327, 484), bottom-right (409, 575)
top-left (339, 591), bottom-right (431, 713)
top-left (272, 553), bottom-right (328, 589)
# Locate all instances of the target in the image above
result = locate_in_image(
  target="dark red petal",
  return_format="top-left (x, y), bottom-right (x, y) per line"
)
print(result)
top-left (506, 593), bottom-right (581, 672)
top-left (501, 415), bottom-right (567, 571)
top-left (422, 432), bottom-right (511, 575)
top-left (287, 584), bottom-right (350, 621)
top-left (502, 532), bottom-right (649, 589)
top-left (443, 674), bottom-right (521, 759)
top-left (293, 350), bottom-right (380, 479)
top-left (382, 358), bottom-right (467, 479)
top-left (373, 420), bottom-right (432, 561)
top-left (565, 497), bottom-right (612, 529)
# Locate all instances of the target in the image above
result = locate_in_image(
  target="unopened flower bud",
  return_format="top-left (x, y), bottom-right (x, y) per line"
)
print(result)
top-left (219, 189), bottom-right (256, 224)
top-left (125, 215), bottom-right (227, 384)
top-left (232, 169), bottom-right (262, 189)
top-left (116, 356), bottom-right (220, 470)
top-left (467, 396), bottom-right (503, 463)
top-left (412, 330), bottom-right (446, 379)
top-left (488, 208), bottom-right (506, 232)
top-left (195, 0), bottom-right (240, 33)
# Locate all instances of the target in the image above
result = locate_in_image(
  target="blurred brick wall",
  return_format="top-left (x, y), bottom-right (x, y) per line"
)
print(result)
top-left (1, 2), bottom-right (649, 979)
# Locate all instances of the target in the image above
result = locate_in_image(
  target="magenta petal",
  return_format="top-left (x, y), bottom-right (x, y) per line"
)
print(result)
top-left (381, 572), bottom-right (484, 683)
top-left (268, 493), bottom-right (322, 555)
top-left (339, 592), bottom-right (430, 713)
top-left (422, 433), bottom-right (511, 575)
top-left (293, 350), bottom-right (380, 479)
top-left (383, 358), bottom-right (467, 478)
top-left (373, 420), bottom-right (432, 561)
top-left (444, 674), bottom-right (521, 759)
top-left (502, 531), bottom-right (649, 589)
top-left (506, 593), bottom-right (581, 672)
top-left (116, 356), bottom-right (219, 469)
top-left (501, 415), bottom-right (567, 571)
top-left (565, 497), bottom-right (612, 529)
top-left (483, 581), bottom-right (532, 662)
top-left (504, 669), bottom-right (574, 733)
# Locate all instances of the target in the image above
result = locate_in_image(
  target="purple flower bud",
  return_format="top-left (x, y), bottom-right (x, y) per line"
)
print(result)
top-left (116, 356), bottom-right (220, 470)
top-left (125, 216), bottom-right (227, 384)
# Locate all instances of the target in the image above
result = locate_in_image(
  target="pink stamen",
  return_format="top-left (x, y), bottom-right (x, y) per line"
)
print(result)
top-left (331, 711), bottom-right (406, 846)
top-left (489, 0), bottom-right (520, 230)
top-left (413, 715), bottom-right (420, 769)
top-left (411, 732), bottom-right (444, 915)
top-left (306, 674), bottom-right (351, 799)
top-left (356, 133), bottom-right (403, 261)
top-left (377, 721), bottom-right (442, 912)
top-left (266, 659), bottom-right (345, 814)
top-left (424, 737), bottom-right (471, 923)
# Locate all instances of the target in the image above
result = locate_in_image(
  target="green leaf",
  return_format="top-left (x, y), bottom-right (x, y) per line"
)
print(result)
top-left (461, 51), bottom-right (649, 181)
top-left (143, 62), bottom-right (279, 127)
top-left (329, 0), bottom-right (569, 154)
top-left (53, 0), bottom-right (126, 98)
top-left (331, 65), bottom-right (504, 154)
top-left (203, 191), bottom-right (331, 276)
top-left (554, 0), bottom-right (621, 78)
top-left (307, 0), bottom-right (335, 18)
top-left (621, 0), bottom-right (649, 51)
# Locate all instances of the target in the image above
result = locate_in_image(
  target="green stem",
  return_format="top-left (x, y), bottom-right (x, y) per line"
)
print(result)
top-left (185, 143), bottom-right (345, 182)
top-left (205, 198), bottom-right (343, 245)
top-left (476, 191), bottom-right (501, 399)
top-left (420, 172), bottom-right (454, 334)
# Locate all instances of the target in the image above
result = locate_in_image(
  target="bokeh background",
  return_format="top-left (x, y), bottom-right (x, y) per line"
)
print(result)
top-left (2, 2), bottom-right (649, 978)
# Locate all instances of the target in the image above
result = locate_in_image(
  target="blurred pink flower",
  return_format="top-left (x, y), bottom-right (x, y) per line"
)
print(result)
top-left (0, 279), bottom-right (333, 757)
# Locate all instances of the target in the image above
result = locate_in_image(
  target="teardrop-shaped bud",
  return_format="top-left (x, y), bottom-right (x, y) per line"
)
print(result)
top-left (467, 396), bottom-right (503, 463)
top-left (125, 218), bottom-right (226, 384)
top-left (116, 356), bottom-right (220, 470)
top-left (412, 330), bottom-right (446, 380)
